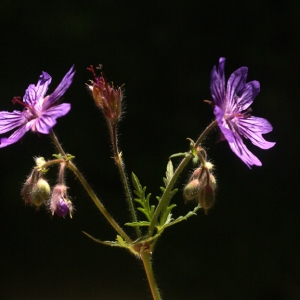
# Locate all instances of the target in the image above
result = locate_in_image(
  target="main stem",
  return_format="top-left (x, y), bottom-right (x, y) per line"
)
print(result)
top-left (140, 251), bottom-right (162, 300)
top-left (49, 130), bottom-right (132, 243)
top-left (108, 121), bottom-right (141, 237)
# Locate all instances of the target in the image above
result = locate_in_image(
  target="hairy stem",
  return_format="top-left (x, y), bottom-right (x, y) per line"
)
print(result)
top-left (140, 251), bottom-right (162, 300)
top-left (148, 153), bottom-right (193, 236)
top-left (49, 130), bottom-right (132, 243)
top-left (194, 120), bottom-right (218, 148)
top-left (108, 121), bottom-right (141, 237)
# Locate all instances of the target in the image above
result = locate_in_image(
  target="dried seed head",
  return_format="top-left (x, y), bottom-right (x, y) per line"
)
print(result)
top-left (87, 65), bottom-right (123, 122)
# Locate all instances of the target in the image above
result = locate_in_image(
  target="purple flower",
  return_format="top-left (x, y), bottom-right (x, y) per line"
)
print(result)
top-left (49, 184), bottom-right (73, 217)
top-left (210, 58), bottom-right (275, 167)
top-left (0, 66), bottom-right (75, 148)
top-left (55, 198), bottom-right (70, 217)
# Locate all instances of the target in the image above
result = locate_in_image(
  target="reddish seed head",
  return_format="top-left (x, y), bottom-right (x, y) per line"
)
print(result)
top-left (87, 65), bottom-right (123, 122)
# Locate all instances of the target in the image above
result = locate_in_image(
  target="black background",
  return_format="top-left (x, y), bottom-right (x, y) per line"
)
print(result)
top-left (0, 1), bottom-right (299, 299)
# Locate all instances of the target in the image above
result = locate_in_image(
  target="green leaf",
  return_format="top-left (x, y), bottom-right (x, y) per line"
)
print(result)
top-left (169, 152), bottom-right (189, 159)
top-left (116, 235), bottom-right (127, 247)
top-left (165, 160), bottom-right (174, 184)
top-left (159, 204), bottom-right (177, 226)
top-left (131, 172), bottom-right (155, 221)
top-left (125, 221), bottom-right (151, 227)
top-left (82, 231), bottom-right (124, 247)
top-left (164, 205), bottom-right (201, 228)
top-left (131, 172), bottom-right (143, 194)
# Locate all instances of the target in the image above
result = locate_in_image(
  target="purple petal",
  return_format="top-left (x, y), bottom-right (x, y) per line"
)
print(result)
top-left (55, 199), bottom-right (69, 217)
top-left (210, 57), bottom-right (226, 107)
top-left (214, 106), bottom-right (234, 142)
top-left (43, 66), bottom-right (75, 110)
top-left (35, 72), bottom-right (52, 99)
top-left (23, 72), bottom-right (52, 106)
top-left (237, 81), bottom-right (260, 111)
top-left (226, 67), bottom-right (248, 110)
top-left (228, 133), bottom-right (262, 168)
top-left (0, 122), bottom-right (33, 148)
top-left (43, 103), bottom-right (71, 118)
top-left (23, 85), bottom-right (36, 106)
top-left (33, 116), bottom-right (57, 134)
top-left (33, 103), bottom-right (71, 134)
top-left (237, 116), bottom-right (276, 149)
top-left (0, 110), bottom-right (27, 134)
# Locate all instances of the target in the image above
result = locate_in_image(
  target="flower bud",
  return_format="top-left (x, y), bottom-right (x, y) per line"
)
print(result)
top-left (184, 165), bottom-right (217, 214)
top-left (183, 179), bottom-right (200, 202)
top-left (21, 178), bottom-right (33, 204)
top-left (55, 197), bottom-right (72, 217)
top-left (30, 178), bottom-right (51, 207)
top-left (198, 172), bottom-right (216, 215)
top-left (49, 184), bottom-right (73, 218)
top-left (198, 183), bottom-right (215, 215)
top-left (190, 167), bottom-right (202, 180)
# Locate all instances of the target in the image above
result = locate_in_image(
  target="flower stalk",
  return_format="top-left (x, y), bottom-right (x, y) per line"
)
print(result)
top-left (87, 65), bottom-right (140, 238)
top-left (109, 121), bottom-right (141, 238)
top-left (50, 130), bottom-right (132, 243)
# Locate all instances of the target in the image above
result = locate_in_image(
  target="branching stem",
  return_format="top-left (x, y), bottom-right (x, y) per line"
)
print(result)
top-left (148, 120), bottom-right (218, 237)
top-left (49, 130), bottom-right (132, 243)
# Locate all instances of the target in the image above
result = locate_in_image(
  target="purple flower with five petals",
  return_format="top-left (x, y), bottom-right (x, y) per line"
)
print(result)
top-left (0, 66), bottom-right (75, 148)
top-left (210, 58), bottom-right (275, 167)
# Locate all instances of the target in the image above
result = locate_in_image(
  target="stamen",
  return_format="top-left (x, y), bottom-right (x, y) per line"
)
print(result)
top-left (87, 65), bottom-right (97, 81)
top-left (96, 64), bottom-right (103, 70)
top-left (12, 96), bottom-right (30, 109)
top-left (204, 100), bottom-right (213, 106)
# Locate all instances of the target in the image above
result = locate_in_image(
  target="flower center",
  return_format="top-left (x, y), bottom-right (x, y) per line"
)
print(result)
top-left (224, 107), bottom-right (252, 121)
top-left (12, 96), bottom-right (38, 119)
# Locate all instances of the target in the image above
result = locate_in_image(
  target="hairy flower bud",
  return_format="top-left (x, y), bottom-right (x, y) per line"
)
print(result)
top-left (49, 184), bottom-right (73, 217)
top-left (31, 178), bottom-right (51, 207)
top-left (183, 179), bottom-right (200, 202)
top-left (198, 182), bottom-right (215, 215)
top-left (184, 165), bottom-right (217, 214)
top-left (198, 171), bottom-right (216, 214)
top-left (190, 167), bottom-right (202, 180)
top-left (21, 178), bottom-right (34, 204)
top-left (21, 169), bottom-right (50, 207)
